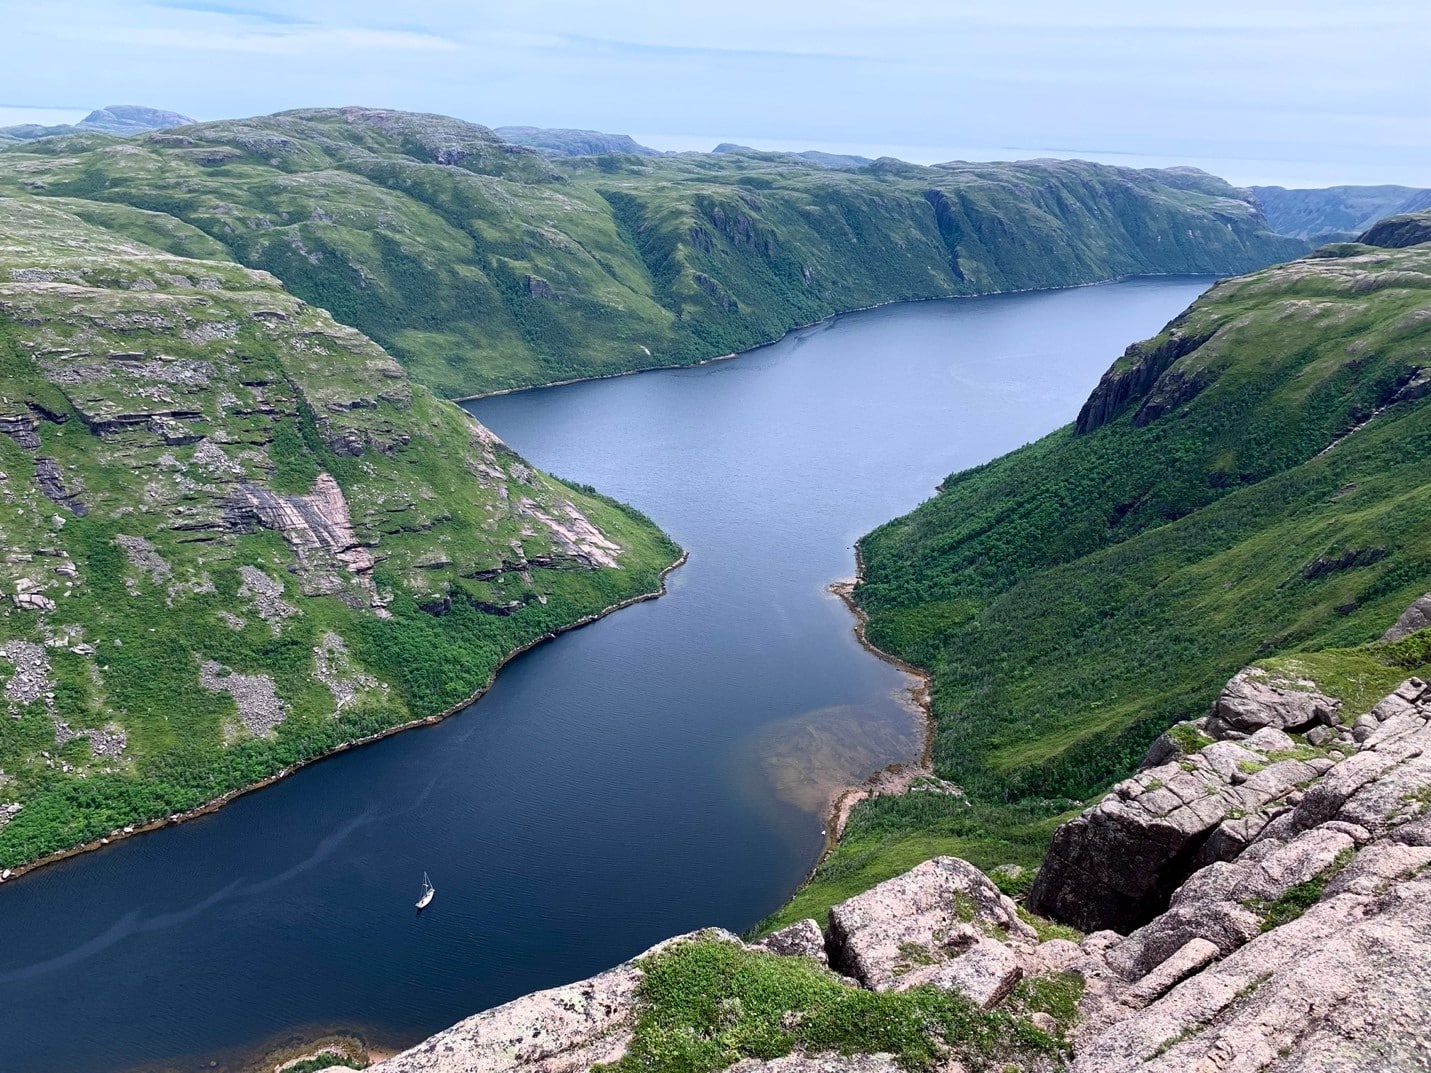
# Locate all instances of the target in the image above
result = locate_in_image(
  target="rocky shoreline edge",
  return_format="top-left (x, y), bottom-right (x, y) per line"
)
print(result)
top-left (817, 546), bottom-right (939, 864)
top-left (0, 549), bottom-right (688, 887)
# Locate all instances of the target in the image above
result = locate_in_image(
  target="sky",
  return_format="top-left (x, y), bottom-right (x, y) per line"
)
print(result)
top-left (3, 0), bottom-right (1430, 188)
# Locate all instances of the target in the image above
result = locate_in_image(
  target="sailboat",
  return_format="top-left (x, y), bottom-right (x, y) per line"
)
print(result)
top-left (416, 871), bottom-right (435, 910)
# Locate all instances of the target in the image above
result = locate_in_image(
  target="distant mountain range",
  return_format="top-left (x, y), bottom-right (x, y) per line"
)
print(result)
top-left (711, 143), bottom-right (874, 170)
top-left (494, 125), bottom-right (663, 157)
top-left (0, 105), bottom-right (194, 143)
top-left (0, 106), bottom-right (1305, 398)
top-left (1251, 183), bottom-right (1431, 240)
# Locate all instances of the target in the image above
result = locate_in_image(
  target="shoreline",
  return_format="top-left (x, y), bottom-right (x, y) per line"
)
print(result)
top-left (0, 549), bottom-right (689, 887)
top-left (809, 545), bottom-right (939, 874)
top-left (452, 273), bottom-right (1216, 404)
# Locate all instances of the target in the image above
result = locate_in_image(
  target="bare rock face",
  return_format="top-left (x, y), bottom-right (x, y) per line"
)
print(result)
top-left (225, 473), bottom-right (374, 577)
top-left (826, 856), bottom-right (1036, 993)
top-left (1071, 874), bottom-right (1431, 1072)
top-left (1030, 664), bottom-right (1431, 1070)
top-left (892, 936), bottom-right (1023, 1008)
top-left (754, 918), bottom-right (829, 966)
top-left (34, 456), bottom-right (86, 516)
top-left (1028, 726), bottom-right (1323, 933)
top-left (1383, 591), bottom-right (1431, 641)
top-left (1103, 825), bottom-right (1355, 980)
top-left (1205, 668), bottom-right (1340, 737)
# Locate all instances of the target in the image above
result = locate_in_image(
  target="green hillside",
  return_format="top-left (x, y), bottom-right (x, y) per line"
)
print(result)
top-left (0, 197), bottom-right (679, 869)
top-left (1251, 184), bottom-right (1431, 241)
top-left (0, 107), bottom-right (1304, 397)
top-left (767, 219), bottom-right (1431, 929)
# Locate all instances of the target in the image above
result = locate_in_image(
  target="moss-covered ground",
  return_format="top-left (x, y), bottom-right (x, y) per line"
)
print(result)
top-left (602, 936), bottom-right (1079, 1073)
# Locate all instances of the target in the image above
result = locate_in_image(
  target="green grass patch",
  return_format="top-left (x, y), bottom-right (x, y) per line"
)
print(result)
top-left (602, 937), bottom-right (1063, 1073)
top-left (1250, 847), bottom-right (1355, 931)
top-left (756, 794), bottom-right (1074, 935)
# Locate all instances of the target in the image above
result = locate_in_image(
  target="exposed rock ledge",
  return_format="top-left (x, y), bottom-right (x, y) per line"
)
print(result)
top-left (354, 601), bottom-right (1431, 1073)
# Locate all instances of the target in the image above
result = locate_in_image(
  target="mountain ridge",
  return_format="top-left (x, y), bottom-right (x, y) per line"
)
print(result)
top-left (0, 106), bottom-right (1305, 398)
top-left (0, 104), bottom-right (194, 144)
top-left (1251, 183), bottom-right (1431, 240)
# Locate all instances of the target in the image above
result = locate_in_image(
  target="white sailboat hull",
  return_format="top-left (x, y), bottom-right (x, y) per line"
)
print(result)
top-left (416, 889), bottom-right (435, 909)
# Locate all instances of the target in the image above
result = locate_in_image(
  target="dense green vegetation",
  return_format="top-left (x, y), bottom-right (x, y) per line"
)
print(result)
top-left (781, 223), bottom-right (1431, 926)
top-left (0, 107), bottom-right (1303, 398)
top-left (602, 936), bottom-right (1078, 1073)
top-left (0, 198), bottom-right (680, 868)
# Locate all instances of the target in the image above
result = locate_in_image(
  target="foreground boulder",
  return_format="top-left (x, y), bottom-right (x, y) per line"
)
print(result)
top-left (1382, 591), bottom-right (1431, 641)
top-left (1029, 668), bottom-right (1347, 932)
top-left (826, 856), bottom-right (1036, 996)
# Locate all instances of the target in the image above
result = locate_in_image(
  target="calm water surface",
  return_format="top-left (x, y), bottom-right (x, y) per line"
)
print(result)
top-left (0, 280), bottom-right (1210, 1071)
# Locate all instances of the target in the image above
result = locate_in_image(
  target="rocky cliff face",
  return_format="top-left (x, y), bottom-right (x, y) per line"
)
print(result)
top-left (356, 600), bottom-right (1431, 1073)
top-left (1357, 210), bottom-right (1431, 250)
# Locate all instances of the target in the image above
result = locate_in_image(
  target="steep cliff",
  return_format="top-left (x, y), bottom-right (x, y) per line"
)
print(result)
top-left (0, 108), bottom-right (1304, 396)
top-left (0, 196), bottom-right (680, 870)
top-left (1357, 210), bottom-right (1431, 250)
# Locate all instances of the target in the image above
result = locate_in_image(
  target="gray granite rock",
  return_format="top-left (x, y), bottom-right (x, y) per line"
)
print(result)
top-left (1071, 877), bottom-right (1431, 1072)
top-left (1382, 592), bottom-right (1431, 641)
top-left (1206, 668), bottom-right (1339, 737)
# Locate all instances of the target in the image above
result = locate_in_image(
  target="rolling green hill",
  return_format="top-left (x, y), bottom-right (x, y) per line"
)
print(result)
top-left (766, 216), bottom-right (1431, 929)
top-left (0, 107), bottom-right (1304, 398)
top-left (0, 196), bottom-right (679, 870)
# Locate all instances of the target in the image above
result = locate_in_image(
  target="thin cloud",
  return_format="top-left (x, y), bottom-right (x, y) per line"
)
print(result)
top-left (147, 1), bottom-right (314, 25)
top-left (101, 24), bottom-right (462, 55)
top-left (553, 33), bottom-right (869, 63)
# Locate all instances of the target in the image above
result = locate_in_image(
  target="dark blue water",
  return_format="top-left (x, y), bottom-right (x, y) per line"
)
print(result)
top-left (0, 280), bottom-right (1211, 1072)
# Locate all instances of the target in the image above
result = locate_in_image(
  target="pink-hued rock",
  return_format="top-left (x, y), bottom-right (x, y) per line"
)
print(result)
top-left (826, 856), bottom-right (1035, 991)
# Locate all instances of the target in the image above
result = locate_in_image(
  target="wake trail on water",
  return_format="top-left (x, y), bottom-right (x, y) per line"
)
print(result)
top-left (0, 808), bottom-right (377, 981)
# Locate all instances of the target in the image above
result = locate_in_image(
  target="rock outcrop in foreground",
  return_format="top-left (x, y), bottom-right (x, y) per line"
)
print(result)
top-left (359, 610), bottom-right (1431, 1073)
